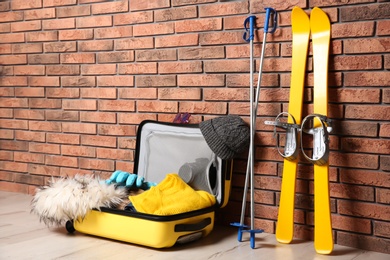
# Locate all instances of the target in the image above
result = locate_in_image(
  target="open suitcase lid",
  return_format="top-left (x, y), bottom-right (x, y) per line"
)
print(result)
top-left (133, 120), bottom-right (232, 208)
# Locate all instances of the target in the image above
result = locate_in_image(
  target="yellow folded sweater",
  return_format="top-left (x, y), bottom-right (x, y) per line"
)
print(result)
top-left (129, 174), bottom-right (216, 215)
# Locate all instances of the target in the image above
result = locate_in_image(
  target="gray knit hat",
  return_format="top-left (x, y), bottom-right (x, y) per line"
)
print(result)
top-left (199, 115), bottom-right (250, 160)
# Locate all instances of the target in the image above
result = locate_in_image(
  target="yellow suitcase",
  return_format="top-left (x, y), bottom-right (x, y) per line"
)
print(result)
top-left (67, 120), bottom-right (233, 248)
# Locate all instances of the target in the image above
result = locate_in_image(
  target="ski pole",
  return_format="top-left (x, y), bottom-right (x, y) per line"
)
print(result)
top-left (232, 7), bottom-right (278, 249)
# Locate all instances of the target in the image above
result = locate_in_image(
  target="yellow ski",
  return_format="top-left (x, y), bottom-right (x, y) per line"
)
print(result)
top-left (275, 7), bottom-right (310, 244)
top-left (310, 7), bottom-right (333, 254)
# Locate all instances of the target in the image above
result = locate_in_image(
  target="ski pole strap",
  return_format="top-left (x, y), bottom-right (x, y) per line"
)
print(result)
top-left (300, 114), bottom-right (332, 166)
top-left (243, 15), bottom-right (256, 42)
top-left (264, 8), bottom-right (278, 33)
top-left (264, 112), bottom-right (300, 160)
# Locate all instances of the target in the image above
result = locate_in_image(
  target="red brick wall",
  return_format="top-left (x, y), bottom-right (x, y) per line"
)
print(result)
top-left (0, 0), bottom-right (389, 254)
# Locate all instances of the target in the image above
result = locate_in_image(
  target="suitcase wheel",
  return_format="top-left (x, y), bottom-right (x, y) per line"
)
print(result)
top-left (65, 220), bottom-right (75, 233)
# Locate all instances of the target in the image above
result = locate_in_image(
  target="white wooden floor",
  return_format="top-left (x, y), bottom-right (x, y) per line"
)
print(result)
top-left (0, 190), bottom-right (388, 260)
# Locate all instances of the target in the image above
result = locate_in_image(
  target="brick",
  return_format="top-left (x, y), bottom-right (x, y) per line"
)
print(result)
top-left (252, 0), bottom-right (305, 11)
top-left (118, 113), bottom-right (156, 125)
top-left (15, 88), bottom-right (45, 98)
top-left (329, 88), bottom-right (380, 103)
top-left (0, 118), bottom-right (28, 130)
top-left (344, 38), bottom-right (390, 54)
top-left (0, 150), bottom-right (13, 160)
top-left (130, 0), bottom-right (170, 11)
top-left (29, 142), bottom-right (60, 154)
top-left (30, 96), bottom-right (63, 109)
top-left (95, 26), bottom-right (132, 39)
top-left (0, 182), bottom-right (28, 193)
top-left (336, 232), bottom-right (390, 254)
top-left (14, 65), bottom-right (45, 75)
top-left (377, 188), bottom-right (390, 204)
top-left (80, 88), bottom-right (116, 99)
top-left (155, 6), bottom-right (197, 22)
top-left (0, 129), bottom-right (14, 140)
top-left (28, 54), bottom-right (59, 64)
top-left (62, 122), bottom-right (97, 134)
top-left (29, 76), bottom-right (60, 87)
top-left (199, 1), bottom-right (248, 17)
top-left (177, 74), bottom-right (224, 87)
top-left (159, 88), bottom-right (200, 100)
top-left (204, 60), bottom-right (248, 73)
top-left (59, 29), bottom-right (93, 41)
top-left (29, 121), bottom-right (61, 132)
top-left (46, 155), bottom-right (78, 167)
top-left (345, 72), bottom-right (390, 87)
top-left (57, 5), bottom-right (91, 17)
top-left (330, 182), bottom-right (375, 201)
top-left (341, 3), bottom-right (390, 22)
top-left (15, 130), bottom-right (45, 142)
top-left (118, 62), bottom-right (157, 74)
top-left (136, 75), bottom-right (176, 87)
top-left (204, 88), bottom-right (249, 101)
top-left (62, 76), bottom-right (95, 87)
top-left (26, 31), bottom-right (57, 42)
top-left (14, 152), bottom-right (44, 164)
top-left (331, 22), bottom-right (374, 38)
top-left (81, 64), bottom-right (116, 75)
top-left (46, 110), bottom-right (79, 121)
top-left (342, 138), bottom-right (390, 154)
top-left (76, 16), bottom-right (112, 28)
top-left (330, 151), bottom-right (378, 169)
top-left (178, 46), bottom-right (224, 60)
top-left (0, 54), bottom-right (27, 65)
top-left (81, 135), bottom-right (117, 148)
top-left (115, 38), bottom-right (154, 50)
top-left (134, 22), bottom-right (174, 37)
top-left (96, 148), bottom-right (132, 161)
top-left (0, 1), bottom-right (9, 11)
top-left (47, 65), bottom-right (79, 75)
top-left (97, 76), bottom-right (134, 87)
top-left (0, 87), bottom-right (14, 96)
top-left (98, 100), bottom-right (135, 111)
top-left (0, 33), bottom-right (25, 43)
top-left (0, 108), bottom-right (13, 118)
top-left (340, 169), bottom-right (390, 188)
top-left (28, 164), bottom-right (60, 177)
top-left (380, 155), bottom-right (390, 171)
top-left (114, 11), bottom-right (153, 25)
top-left (118, 88), bottom-right (157, 99)
top-left (345, 105), bottom-right (389, 120)
top-left (80, 111), bottom-right (116, 123)
top-left (97, 51), bottom-right (134, 63)
top-left (43, 0), bottom-right (77, 7)
top-left (63, 100), bottom-right (97, 110)
top-left (24, 8), bottom-right (56, 20)
top-left (61, 145), bottom-right (95, 157)
top-left (374, 223), bottom-right (390, 248)
top-left (12, 0), bottom-right (42, 10)
top-left (44, 42), bottom-right (77, 52)
top-left (0, 98), bottom-right (28, 108)
top-left (0, 12), bottom-right (23, 23)
top-left (61, 53), bottom-right (95, 64)
top-left (176, 18), bottom-right (222, 33)
top-left (136, 49), bottom-right (176, 61)
top-left (155, 33), bottom-right (199, 48)
top-left (0, 44), bottom-right (12, 54)
top-left (200, 31), bottom-right (244, 45)
top-left (0, 66), bottom-right (13, 76)
top-left (0, 77), bottom-right (27, 87)
top-left (179, 101), bottom-right (226, 114)
top-left (339, 200), bottom-right (390, 222)
top-left (331, 55), bottom-right (381, 71)
top-left (79, 40), bottom-right (113, 51)
top-left (0, 140), bottom-right (28, 151)
top-left (0, 161), bottom-right (27, 173)
top-left (79, 158), bottom-right (114, 171)
top-left (92, 0), bottom-right (128, 14)
top-left (14, 109), bottom-right (45, 120)
top-left (98, 125), bottom-right (136, 136)
top-left (380, 123), bottom-right (390, 137)
top-left (137, 100), bottom-right (177, 113)
top-left (377, 20), bottom-right (390, 36)
top-left (46, 133), bottom-right (80, 145)
top-left (12, 43), bottom-right (43, 53)
top-left (11, 21), bottom-right (41, 32)
top-left (332, 121), bottom-right (377, 137)
top-left (42, 18), bottom-right (75, 30)
top-left (159, 61), bottom-right (202, 74)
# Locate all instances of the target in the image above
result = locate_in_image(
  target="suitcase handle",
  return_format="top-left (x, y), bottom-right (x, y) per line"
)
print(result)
top-left (174, 217), bottom-right (212, 232)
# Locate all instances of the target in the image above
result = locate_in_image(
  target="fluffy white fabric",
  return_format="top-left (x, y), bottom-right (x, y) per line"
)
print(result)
top-left (31, 174), bottom-right (127, 226)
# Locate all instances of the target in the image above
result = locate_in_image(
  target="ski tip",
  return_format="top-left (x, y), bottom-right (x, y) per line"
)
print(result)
top-left (310, 7), bottom-right (330, 31)
top-left (291, 6), bottom-right (310, 32)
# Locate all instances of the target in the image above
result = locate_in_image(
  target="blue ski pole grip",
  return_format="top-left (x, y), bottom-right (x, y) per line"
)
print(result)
top-left (264, 7), bottom-right (278, 33)
top-left (243, 15), bottom-right (256, 42)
